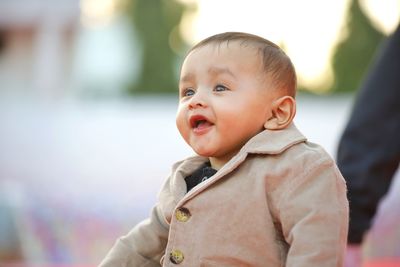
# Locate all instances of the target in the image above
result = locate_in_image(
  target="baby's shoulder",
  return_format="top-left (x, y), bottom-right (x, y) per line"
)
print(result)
top-left (283, 140), bottom-right (335, 168)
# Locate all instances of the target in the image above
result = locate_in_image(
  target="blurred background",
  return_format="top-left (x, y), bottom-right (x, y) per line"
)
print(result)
top-left (0, 0), bottom-right (399, 266)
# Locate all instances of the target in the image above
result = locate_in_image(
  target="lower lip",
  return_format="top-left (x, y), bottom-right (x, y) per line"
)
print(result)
top-left (192, 125), bottom-right (213, 135)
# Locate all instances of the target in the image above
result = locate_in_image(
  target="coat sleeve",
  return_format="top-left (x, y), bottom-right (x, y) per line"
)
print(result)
top-left (279, 158), bottom-right (349, 267)
top-left (99, 204), bottom-right (169, 267)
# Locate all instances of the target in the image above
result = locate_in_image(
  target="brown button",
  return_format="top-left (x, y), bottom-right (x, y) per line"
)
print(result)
top-left (170, 249), bottom-right (184, 264)
top-left (175, 207), bottom-right (191, 222)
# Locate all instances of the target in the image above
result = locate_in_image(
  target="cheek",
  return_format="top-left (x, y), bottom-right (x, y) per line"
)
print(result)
top-left (175, 109), bottom-right (188, 137)
top-left (218, 103), bottom-right (266, 133)
top-left (214, 105), bottom-right (240, 126)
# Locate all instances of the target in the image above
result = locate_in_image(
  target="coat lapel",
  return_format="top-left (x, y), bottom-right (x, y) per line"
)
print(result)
top-left (171, 123), bottom-right (307, 207)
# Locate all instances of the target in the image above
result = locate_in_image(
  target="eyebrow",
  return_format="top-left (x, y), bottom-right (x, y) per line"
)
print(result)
top-left (180, 73), bottom-right (195, 83)
top-left (179, 66), bottom-right (237, 84)
top-left (208, 67), bottom-right (236, 79)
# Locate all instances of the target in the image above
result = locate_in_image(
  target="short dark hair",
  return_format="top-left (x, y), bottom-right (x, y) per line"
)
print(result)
top-left (189, 32), bottom-right (297, 97)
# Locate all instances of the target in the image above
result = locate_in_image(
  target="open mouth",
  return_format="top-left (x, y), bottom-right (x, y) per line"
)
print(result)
top-left (190, 114), bottom-right (214, 130)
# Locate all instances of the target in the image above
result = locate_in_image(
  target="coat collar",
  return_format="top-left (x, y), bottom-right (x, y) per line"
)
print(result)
top-left (240, 123), bottom-right (307, 155)
top-left (171, 123), bottom-right (307, 205)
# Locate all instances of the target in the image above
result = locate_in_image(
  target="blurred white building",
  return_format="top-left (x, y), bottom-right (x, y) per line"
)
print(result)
top-left (0, 0), bottom-right (138, 100)
top-left (0, 0), bottom-right (80, 99)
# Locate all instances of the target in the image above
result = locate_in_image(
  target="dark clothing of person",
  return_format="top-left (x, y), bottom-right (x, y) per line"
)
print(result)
top-left (185, 162), bottom-right (217, 192)
top-left (337, 24), bottom-right (400, 244)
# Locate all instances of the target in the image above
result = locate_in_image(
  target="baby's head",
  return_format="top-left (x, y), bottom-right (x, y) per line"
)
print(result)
top-left (189, 32), bottom-right (297, 97)
top-left (176, 32), bottom-right (297, 169)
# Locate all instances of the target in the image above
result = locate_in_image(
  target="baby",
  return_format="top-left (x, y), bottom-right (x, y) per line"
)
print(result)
top-left (100, 32), bottom-right (349, 267)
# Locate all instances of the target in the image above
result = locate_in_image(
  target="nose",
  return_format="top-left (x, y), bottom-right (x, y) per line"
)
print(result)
top-left (188, 90), bottom-right (207, 109)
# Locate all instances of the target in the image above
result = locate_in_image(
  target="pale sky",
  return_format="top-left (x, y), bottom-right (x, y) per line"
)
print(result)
top-left (80, 0), bottom-right (400, 92)
top-left (180, 0), bottom-right (400, 91)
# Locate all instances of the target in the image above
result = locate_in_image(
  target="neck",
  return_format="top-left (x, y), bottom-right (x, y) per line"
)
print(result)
top-left (209, 156), bottom-right (229, 170)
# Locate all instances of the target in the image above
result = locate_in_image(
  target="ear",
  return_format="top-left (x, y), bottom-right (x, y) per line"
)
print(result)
top-left (264, 96), bottom-right (296, 130)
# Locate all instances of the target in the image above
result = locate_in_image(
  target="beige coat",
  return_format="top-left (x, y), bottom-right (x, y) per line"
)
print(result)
top-left (100, 124), bottom-right (349, 267)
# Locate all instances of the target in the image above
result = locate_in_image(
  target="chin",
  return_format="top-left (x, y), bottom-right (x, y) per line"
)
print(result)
top-left (193, 148), bottom-right (216, 158)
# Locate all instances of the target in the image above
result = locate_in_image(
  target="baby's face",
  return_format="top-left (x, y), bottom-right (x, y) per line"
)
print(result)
top-left (176, 42), bottom-right (279, 169)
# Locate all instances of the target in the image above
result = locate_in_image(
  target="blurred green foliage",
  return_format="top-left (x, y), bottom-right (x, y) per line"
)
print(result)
top-left (125, 0), bottom-right (384, 95)
top-left (330, 0), bottom-right (384, 93)
top-left (125, 0), bottom-right (192, 94)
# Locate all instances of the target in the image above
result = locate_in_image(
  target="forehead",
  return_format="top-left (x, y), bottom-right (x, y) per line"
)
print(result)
top-left (181, 41), bottom-right (264, 77)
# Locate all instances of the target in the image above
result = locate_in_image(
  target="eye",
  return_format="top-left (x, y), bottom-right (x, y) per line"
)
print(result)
top-left (214, 84), bottom-right (228, 92)
top-left (182, 88), bottom-right (195, 97)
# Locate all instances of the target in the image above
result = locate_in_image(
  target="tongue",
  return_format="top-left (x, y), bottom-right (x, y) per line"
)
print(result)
top-left (197, 120), bottom-right (212, 129)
